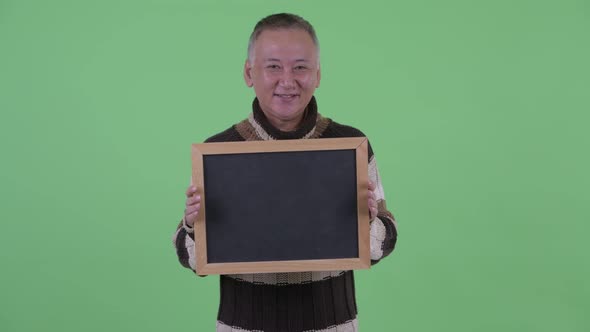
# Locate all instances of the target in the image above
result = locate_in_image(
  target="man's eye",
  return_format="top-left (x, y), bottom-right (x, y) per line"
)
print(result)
top-left (267, 65), bottom-right (281, 69)
top-left (294, 66), bottom-right (308, 71)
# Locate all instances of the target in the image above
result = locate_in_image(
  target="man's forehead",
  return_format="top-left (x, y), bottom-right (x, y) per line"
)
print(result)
top-left (264, 58), bottom-right (310, 62)
top-left (252, 29), bottom-right (318, 62)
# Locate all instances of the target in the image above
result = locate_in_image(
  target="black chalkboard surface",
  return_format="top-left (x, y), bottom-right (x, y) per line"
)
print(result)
top-left (191, 138), bottom-right (370, 275)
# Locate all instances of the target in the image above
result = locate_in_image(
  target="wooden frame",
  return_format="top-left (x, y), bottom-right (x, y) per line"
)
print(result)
top-left (191, 137), bottom-right (370, 275)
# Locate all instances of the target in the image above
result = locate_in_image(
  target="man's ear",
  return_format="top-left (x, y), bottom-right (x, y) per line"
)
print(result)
top-left (244, 59), bottom-right (254, 87)
top-left (316, 66), bottom-right (321, 88)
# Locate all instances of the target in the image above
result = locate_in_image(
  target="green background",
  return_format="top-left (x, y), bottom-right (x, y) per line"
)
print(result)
top-left (1, 0), bottom-right (588, 331)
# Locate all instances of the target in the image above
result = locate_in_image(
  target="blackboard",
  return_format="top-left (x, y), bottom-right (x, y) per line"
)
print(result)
top-left (191, 138), bottom-right (370, 275)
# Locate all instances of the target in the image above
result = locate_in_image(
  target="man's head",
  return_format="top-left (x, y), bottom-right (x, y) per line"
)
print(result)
top-left (244, 13), bottom-right (321, 132)
top-left (247, 13), bottom-right (320, 62)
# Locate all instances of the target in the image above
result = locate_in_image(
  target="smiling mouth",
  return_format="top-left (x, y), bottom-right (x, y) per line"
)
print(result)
top-left (274, 94), bottom-right (299, 98)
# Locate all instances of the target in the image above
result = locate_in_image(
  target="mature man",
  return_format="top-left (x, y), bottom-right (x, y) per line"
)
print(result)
top-left (173, 13), bottom-right (398, 332)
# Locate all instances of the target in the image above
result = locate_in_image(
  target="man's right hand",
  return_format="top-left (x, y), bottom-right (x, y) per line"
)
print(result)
top-left (184, 185), bottom-right (201, 227)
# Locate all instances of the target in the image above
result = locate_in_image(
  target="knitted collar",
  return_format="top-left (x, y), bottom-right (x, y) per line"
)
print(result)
top-left (250, 96), bottom-right (319, 140)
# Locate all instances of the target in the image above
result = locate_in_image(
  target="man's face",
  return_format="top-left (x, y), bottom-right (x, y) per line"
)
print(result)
top-left (244, 28), bottom-right (321, 129)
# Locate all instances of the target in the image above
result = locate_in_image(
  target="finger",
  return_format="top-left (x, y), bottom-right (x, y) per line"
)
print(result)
top-left (370, 201), bottom-right (378, 210)
top-left (367, 190), bottom-right (375, 200)
top-left (185, 212), bottom-right (198, 226)
top-left (368, 197), bottom-right (376, 213)
top-left (185, 185), bottom-right (197, 197)
top-left (369, 203), bottom-right (377, 214)
top-left (368, 181), bottom-right (376, 191)
top-left (369, 203), bottom-right (378, 214)
top-left (186, 195), bottom-right (202, 205)
top-left (370, 207), bottom-right (378, 220)
top-left (187, 205), bottom-right (200, 216)
top-left (185, 203), bottom-right (201, 215)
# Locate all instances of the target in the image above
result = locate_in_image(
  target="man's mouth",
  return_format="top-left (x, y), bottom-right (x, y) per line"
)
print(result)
top-left (274, 94), bottom-right (299, 99)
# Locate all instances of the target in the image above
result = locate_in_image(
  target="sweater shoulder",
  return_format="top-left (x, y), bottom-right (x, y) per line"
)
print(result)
top-left (322, 120), bottom-right (374, 158)
top-left (322, 120), bottom-right (366, 138)
top-left (204, 126), bottom-right (245, 143)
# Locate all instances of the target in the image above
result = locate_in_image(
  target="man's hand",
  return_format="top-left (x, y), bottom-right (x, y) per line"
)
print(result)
top-left (368, 181), bottom-right (378, 222)
top-left (184, 185), bottom-right (201, 227)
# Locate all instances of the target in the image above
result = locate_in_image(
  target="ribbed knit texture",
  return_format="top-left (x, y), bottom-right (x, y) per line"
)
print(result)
top-left (172, 96), bottom-right (397, 331)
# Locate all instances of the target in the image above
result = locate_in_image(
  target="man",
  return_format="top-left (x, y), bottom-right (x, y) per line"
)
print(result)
top-left (173, 13), bottom-right (398, 332)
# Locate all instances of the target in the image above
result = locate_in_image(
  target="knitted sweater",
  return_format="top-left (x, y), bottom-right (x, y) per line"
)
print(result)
top-left (173, 97), bottom-right (398, 332)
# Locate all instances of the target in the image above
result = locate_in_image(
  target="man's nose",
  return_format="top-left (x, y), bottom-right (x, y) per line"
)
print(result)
top-left (278, 70), bottom-right (295, 88)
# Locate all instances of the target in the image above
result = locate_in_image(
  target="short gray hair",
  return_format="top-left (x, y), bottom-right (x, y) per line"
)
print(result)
top-left (247, 13), bottom-right (320, 61)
